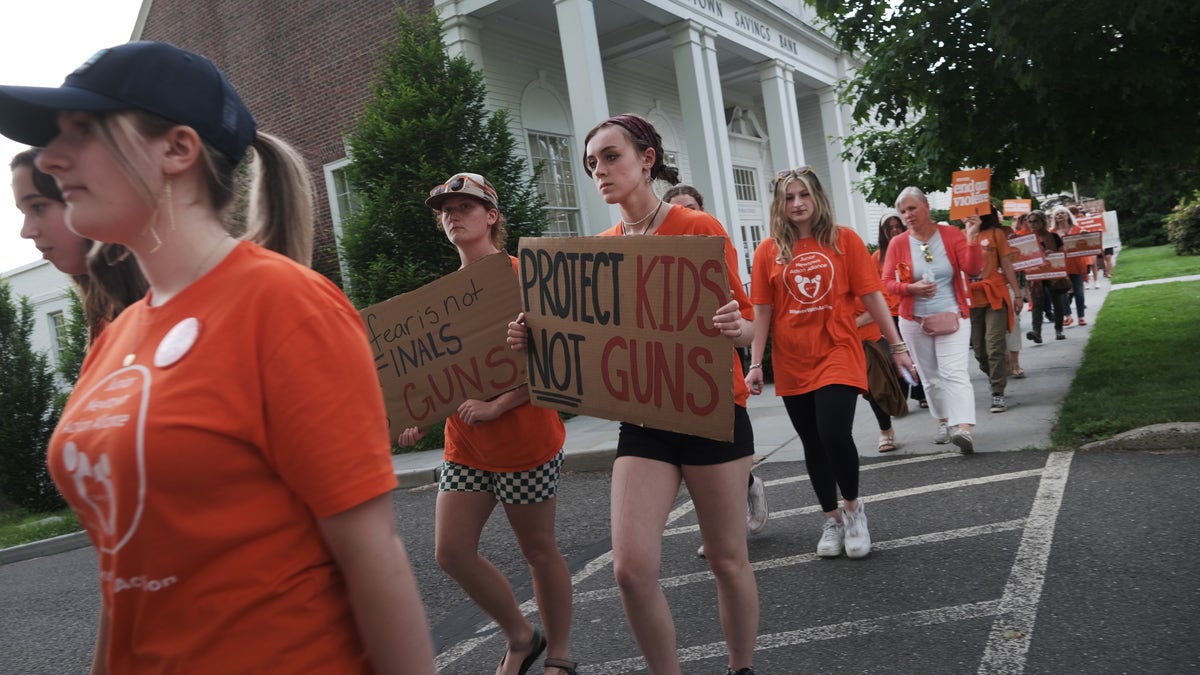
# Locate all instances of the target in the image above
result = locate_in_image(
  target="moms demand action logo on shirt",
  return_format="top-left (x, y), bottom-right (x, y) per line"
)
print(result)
top-left (784, 251), bottom-right (835, 305)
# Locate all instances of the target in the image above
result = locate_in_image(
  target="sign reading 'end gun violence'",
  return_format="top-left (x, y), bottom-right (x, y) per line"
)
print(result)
top-left (359, 253), bottom-right (526, 432)
top-left (518, 236), bottom-right (734, 442)
top-left (950, 168), bottom-right (992, 220)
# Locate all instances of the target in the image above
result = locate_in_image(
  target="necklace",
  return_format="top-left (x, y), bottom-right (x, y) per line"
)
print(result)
top-left (621, 200), bottom-right (665, 236)
top-left (121, 236), bottom-right (233, 367)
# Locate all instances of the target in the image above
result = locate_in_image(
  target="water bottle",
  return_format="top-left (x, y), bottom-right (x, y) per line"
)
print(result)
top-left (923, 267), bottom-right (935, 284)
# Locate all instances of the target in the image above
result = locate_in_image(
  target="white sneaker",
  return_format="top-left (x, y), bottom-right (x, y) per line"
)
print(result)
top-left (951, 428), bottom-right (975, 454)
top-left (842, 503), bottom-right (871, 559)
top-left (817, 516), bottom-right (845, 557)
top-left (697, 543), bottom-right (706, 557)
top-left (746, 474), bottom-right (768, 534)
top-left (934, 423), bottom-right (950, 444)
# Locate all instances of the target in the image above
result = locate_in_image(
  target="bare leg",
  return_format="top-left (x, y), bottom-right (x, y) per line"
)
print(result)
top-left (684, 456), bottom-right (758, 672)
top-left (611, 456), bottom-right (684, 675)
top-left (503, 498), bottom-right (573, 671)
top-left (435, 490), bottom-right (535, 675)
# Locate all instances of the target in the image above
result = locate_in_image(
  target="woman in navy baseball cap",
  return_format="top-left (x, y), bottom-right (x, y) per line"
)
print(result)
top-left (0, 42), bottom-right (437, 673)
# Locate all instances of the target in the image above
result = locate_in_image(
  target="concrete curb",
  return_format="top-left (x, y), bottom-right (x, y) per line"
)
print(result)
top-left (1078, 422), bottom-right (1200, 453)
top-left (0, 531), bottom-right (90, 566)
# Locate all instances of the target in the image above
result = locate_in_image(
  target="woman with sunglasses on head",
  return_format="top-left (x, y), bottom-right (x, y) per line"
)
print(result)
top-left (745, 168), bottom-right (914, 559)
top-left (1024, 210), bottom-right (1069, 343)
top-left (876, 210), bottom-right (927, 411)
top-left (397, 172), bottom-right (576, 675)
top-left (882, 187), bottom-right (983, 453)
top-left (509, 114), bottom-right (758, 675)
top-left (11, 148), bottom-right (147, 342)
top-left (0, 42), bottom-right (435, 673)
top-left (663, 183), bottom-right (769, 546)
top-left (1051, 205), bottom-right (1088, 326)
top-left (963, 206), bottom-right (1023, 414)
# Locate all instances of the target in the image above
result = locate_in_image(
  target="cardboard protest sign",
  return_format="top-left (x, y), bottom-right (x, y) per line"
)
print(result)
top-left (950, 168), bottom-right (991, 220)
top-left (1008, 234), bottom-right (1045, 271)
top-left (1026, 252), bottom-right (1068, 280)
top-left (359, 253), bottom-right (525, 432)
top-left (1081, 199), bottom-right (1106, 215)
top-left (1075, 213), bottom-right (1106, 233)
top-left (1002, 199), bottom-right (1032, 217)
top-left (1063, 232), bottom-right (1103, 258)
top-left (517, 236), bottom-right (734, 442)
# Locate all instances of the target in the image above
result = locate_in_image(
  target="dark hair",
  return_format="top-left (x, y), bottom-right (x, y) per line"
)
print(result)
top-left (980, 205), bottom-right (1002, 230)
top-left (877, 211), bottom-right (905, 259)
top-left (583, 114), bottom-right (679, 184)
top-left (662, 184), bottom-right (704, 211)
top-left (10, 148), bottom-right (148, 342)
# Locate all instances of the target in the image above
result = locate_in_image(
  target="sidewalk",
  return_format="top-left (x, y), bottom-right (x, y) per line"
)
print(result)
top-left (397, 276), bottom-right (1131, 486)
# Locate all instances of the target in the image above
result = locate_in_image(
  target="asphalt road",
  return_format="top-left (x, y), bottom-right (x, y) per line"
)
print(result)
top-left (2, 447), bottom-right (1196, 674)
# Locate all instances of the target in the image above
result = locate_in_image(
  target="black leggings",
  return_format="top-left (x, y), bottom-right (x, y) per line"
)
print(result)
top-left (783, 384), bottom-right (860, 513)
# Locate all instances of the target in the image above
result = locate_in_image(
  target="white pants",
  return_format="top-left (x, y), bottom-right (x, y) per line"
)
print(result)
top-left (900, 316), bottom-right (976, 427)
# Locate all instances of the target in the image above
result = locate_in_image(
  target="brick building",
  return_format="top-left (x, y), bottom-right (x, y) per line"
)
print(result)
top-left (135, 0), bottom-right (429, 281)
top-left (135, 0), bottom-right (881, 284)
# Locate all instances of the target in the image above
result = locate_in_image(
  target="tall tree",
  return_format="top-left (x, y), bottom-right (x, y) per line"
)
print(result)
top-left (809, 0), bottom-right (1200, 204)
top-left (0, 281), bottom-right (65, 512)
top-left (340, 7), bottom-right (548, 307)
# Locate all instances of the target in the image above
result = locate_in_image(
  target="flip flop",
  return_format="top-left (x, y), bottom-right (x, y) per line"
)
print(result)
top-left (1011, 367), bottom-right (1026, 379)
top-left (498, 628), bottom-right (546, 675)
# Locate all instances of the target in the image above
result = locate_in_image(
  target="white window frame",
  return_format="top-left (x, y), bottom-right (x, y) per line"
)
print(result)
top-left (527, 131), bottom-right (580, 237)
top-left (322, 157), bottom-right (361, 284)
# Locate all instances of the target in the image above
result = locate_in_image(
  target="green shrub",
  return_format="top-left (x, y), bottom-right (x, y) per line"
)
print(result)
top-left (1165, 190), bottom-right (1200, 255)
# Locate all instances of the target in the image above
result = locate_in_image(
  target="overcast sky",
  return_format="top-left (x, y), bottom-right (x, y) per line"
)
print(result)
top-left (0, 0), bottom-right (146, 274)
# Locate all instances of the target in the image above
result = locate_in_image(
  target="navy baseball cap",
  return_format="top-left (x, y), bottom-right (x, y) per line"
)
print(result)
top-left (0, 41), bottom-right (256, 163)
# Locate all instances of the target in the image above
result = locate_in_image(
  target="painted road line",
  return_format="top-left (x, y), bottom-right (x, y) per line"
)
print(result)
top-left (587, 600), bottom-right (1004, 674)
top-left (978, 450), bottom-right (1074, 674)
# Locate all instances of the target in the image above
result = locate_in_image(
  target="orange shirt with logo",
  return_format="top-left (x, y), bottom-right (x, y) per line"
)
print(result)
top-left (444, 256), bottom-right (566, 472)
top-left (752, 227), bottom-right (881, 396)
top-left (47, 243), bottom-right (396, 674)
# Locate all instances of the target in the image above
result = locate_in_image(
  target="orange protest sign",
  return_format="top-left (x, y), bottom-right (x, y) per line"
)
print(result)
top-left (1002, 199), bottom-right (1032, 217)
top-left (1008, 234), bottom-right (1045, 271)
top-left (1063, 232), bottom-right (1103, 258)
top-left (1075, 214), bottom-right (1106, 233)
top-left (1026, 252), bottom-right (1068, 281)
top-left (950, 168), bottom-right (992, 220)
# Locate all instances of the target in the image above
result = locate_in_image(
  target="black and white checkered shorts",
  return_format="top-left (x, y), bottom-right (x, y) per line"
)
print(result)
top-left (438, 450), bottom-right (564, 505)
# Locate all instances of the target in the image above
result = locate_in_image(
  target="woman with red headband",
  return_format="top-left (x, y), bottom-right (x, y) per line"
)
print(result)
top-left (510, 114), bottom-right (758, 675)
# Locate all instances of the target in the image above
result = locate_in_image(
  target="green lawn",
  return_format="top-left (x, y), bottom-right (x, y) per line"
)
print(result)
top-left (1054, 278), bottom-right (1200, 445)
top-left (0, 507), bottom-right (81, 549)
top-left (1111, 245), bottom-right (1200, 283)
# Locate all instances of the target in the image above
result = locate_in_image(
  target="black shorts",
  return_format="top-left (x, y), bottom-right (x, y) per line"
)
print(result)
top-left (615, 405), bottom-right (754, 466)
top-left (1103, 247), bottom-right (1114, 255)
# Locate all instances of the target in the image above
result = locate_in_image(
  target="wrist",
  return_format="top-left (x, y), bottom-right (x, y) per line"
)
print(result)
top-left (748, 363), bottom-right (762, 371)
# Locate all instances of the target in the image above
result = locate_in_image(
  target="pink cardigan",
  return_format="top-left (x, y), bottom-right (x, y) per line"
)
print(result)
top-left (881, 224), bottom-right (983, 320)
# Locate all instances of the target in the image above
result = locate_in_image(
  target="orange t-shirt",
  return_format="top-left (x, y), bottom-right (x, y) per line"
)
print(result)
top-left (969, 229), bottom-right (1017, 309)
top-left (47, 243), bottom-right (397, 674)
top-left (598, 204), bottom-right (753, 408)
top-left (751, 227), bottom-right (881, 396)
top-left (444, 257), bottom-right (566, 472)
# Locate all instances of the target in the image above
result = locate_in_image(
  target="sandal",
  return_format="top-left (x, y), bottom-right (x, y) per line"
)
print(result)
top-left (498, 628), bottom-right (546, 675)
top-left (1011, 367), bottom-right (1026, 379)
top-left (544, 657), bottom-right (579, 674)
top-left (918, 400), bottom-right (929, 409)
top-left (878, 432), bottom-right (897, 453)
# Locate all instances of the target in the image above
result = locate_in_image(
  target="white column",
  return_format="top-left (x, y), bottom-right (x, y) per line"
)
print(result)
top-left (554, 0), bottom-right (617, 234)
top-left (440, 12), bottom-right (484, 65)
top-left (817, 85), bottom-right (865, 233)
top-left (758, 60), bottom-right (804, 170)
top-left (669, 22), bottom-right (748, 280)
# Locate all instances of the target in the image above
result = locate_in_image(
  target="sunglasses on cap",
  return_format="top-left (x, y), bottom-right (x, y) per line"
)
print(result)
top-left (428, 174), bottom-right (496, 201)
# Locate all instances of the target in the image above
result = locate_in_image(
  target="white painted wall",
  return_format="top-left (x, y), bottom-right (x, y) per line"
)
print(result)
top-left (1, 260), bottom-right (73, 368)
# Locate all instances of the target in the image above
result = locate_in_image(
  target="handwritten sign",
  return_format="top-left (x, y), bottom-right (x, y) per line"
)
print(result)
top-left (1002, 199), bottom-right (1032, 217)
top-left (1063, 232), bottom-right (1103, 258)
top-left (518, 236), bottom-right (734, 441)
top-left (359, 253), bottom-right (525, 432)
top-left (1075, 213), bottom-right (1106, 233)
top-left (950, 168), bottom-right (992, 220)
top-left (1008, 234), bottom-right (1046, 271)
top-left (1026, 252), bottom-right (1068, 281)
